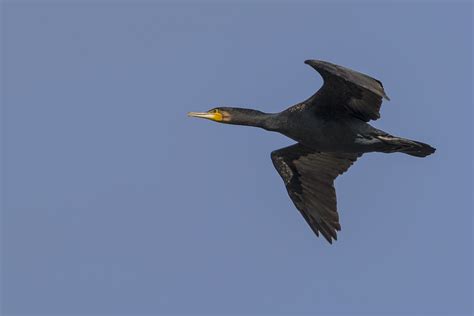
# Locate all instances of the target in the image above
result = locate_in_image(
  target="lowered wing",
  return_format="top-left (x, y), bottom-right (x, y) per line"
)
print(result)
top-left (271, 143), bottom-right (361, 243)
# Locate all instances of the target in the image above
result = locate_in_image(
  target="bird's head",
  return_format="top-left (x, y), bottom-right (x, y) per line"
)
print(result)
top-left (188, 107), bottom-right (274, 130)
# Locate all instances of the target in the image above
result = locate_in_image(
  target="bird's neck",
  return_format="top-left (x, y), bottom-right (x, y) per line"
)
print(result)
top-left (226, 109), bottom-right (279, 131)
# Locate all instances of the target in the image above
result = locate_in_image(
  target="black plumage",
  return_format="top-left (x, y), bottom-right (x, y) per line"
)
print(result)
top-left (188, 60), bottom-right (435, 243)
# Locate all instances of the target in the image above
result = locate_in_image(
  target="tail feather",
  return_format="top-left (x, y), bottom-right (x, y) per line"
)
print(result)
top-left (377, 135), bottom-right (436, 157)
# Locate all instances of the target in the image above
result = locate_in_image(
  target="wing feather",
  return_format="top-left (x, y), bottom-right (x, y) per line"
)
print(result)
top-left (304, 60), bottom-right (390, 122)
top-left (271, 143), bottom-right (361, 243)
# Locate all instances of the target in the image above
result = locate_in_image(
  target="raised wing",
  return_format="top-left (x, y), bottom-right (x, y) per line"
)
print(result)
top-left (271, 143), bottom-right (361, 243)
top-left (305, 60), bottom-right (390, 122)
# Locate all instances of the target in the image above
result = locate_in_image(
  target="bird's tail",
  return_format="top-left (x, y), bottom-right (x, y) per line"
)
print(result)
top-left (376, 135), bottom-right (436, 158)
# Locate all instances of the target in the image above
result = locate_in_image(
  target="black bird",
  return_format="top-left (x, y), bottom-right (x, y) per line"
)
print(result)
top-left (188, 60), bottom-right (435, 244)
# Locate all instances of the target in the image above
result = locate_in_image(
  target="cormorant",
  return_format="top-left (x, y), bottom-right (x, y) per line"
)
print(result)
top-left (188, 60), bottom-right (435, 244)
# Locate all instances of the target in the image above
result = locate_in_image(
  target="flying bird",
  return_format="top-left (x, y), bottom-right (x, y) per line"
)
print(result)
top-left (188, 60), bottom-right (435, 244)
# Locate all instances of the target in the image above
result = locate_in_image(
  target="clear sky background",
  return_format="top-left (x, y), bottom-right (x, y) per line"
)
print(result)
top-left (1, 1), bottom-right (472, 315)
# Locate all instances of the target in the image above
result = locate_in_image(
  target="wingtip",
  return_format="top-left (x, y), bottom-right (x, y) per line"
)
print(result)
top-left (304, 59), bottom-right (318, 66)
top-left (323, 236), bottom-right (335, 245)
top-left (320, 231), bottom-right (337, 244)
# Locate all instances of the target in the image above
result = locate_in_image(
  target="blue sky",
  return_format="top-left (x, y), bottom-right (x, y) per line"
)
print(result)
top-left (1, 1), bottom-right (472, 315)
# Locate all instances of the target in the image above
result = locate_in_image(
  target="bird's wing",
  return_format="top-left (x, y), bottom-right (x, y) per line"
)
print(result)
top-left (271, 143), bottom-right (361, 243)
top-left (304, 60), bottom-right (390, 122)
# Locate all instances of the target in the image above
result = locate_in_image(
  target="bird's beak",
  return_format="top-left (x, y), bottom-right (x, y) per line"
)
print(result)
top-left (187, 111), bottom-right (223, 122)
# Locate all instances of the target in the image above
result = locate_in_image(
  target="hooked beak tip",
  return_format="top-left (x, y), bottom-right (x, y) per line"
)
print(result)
top-left (187, 112), bottom-right (205, 118)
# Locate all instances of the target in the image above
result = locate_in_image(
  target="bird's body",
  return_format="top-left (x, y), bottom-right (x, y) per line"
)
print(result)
top-left (266, 107), bottom-right (387, 153)
top-left (189, 60), bottom-right (435, 243)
